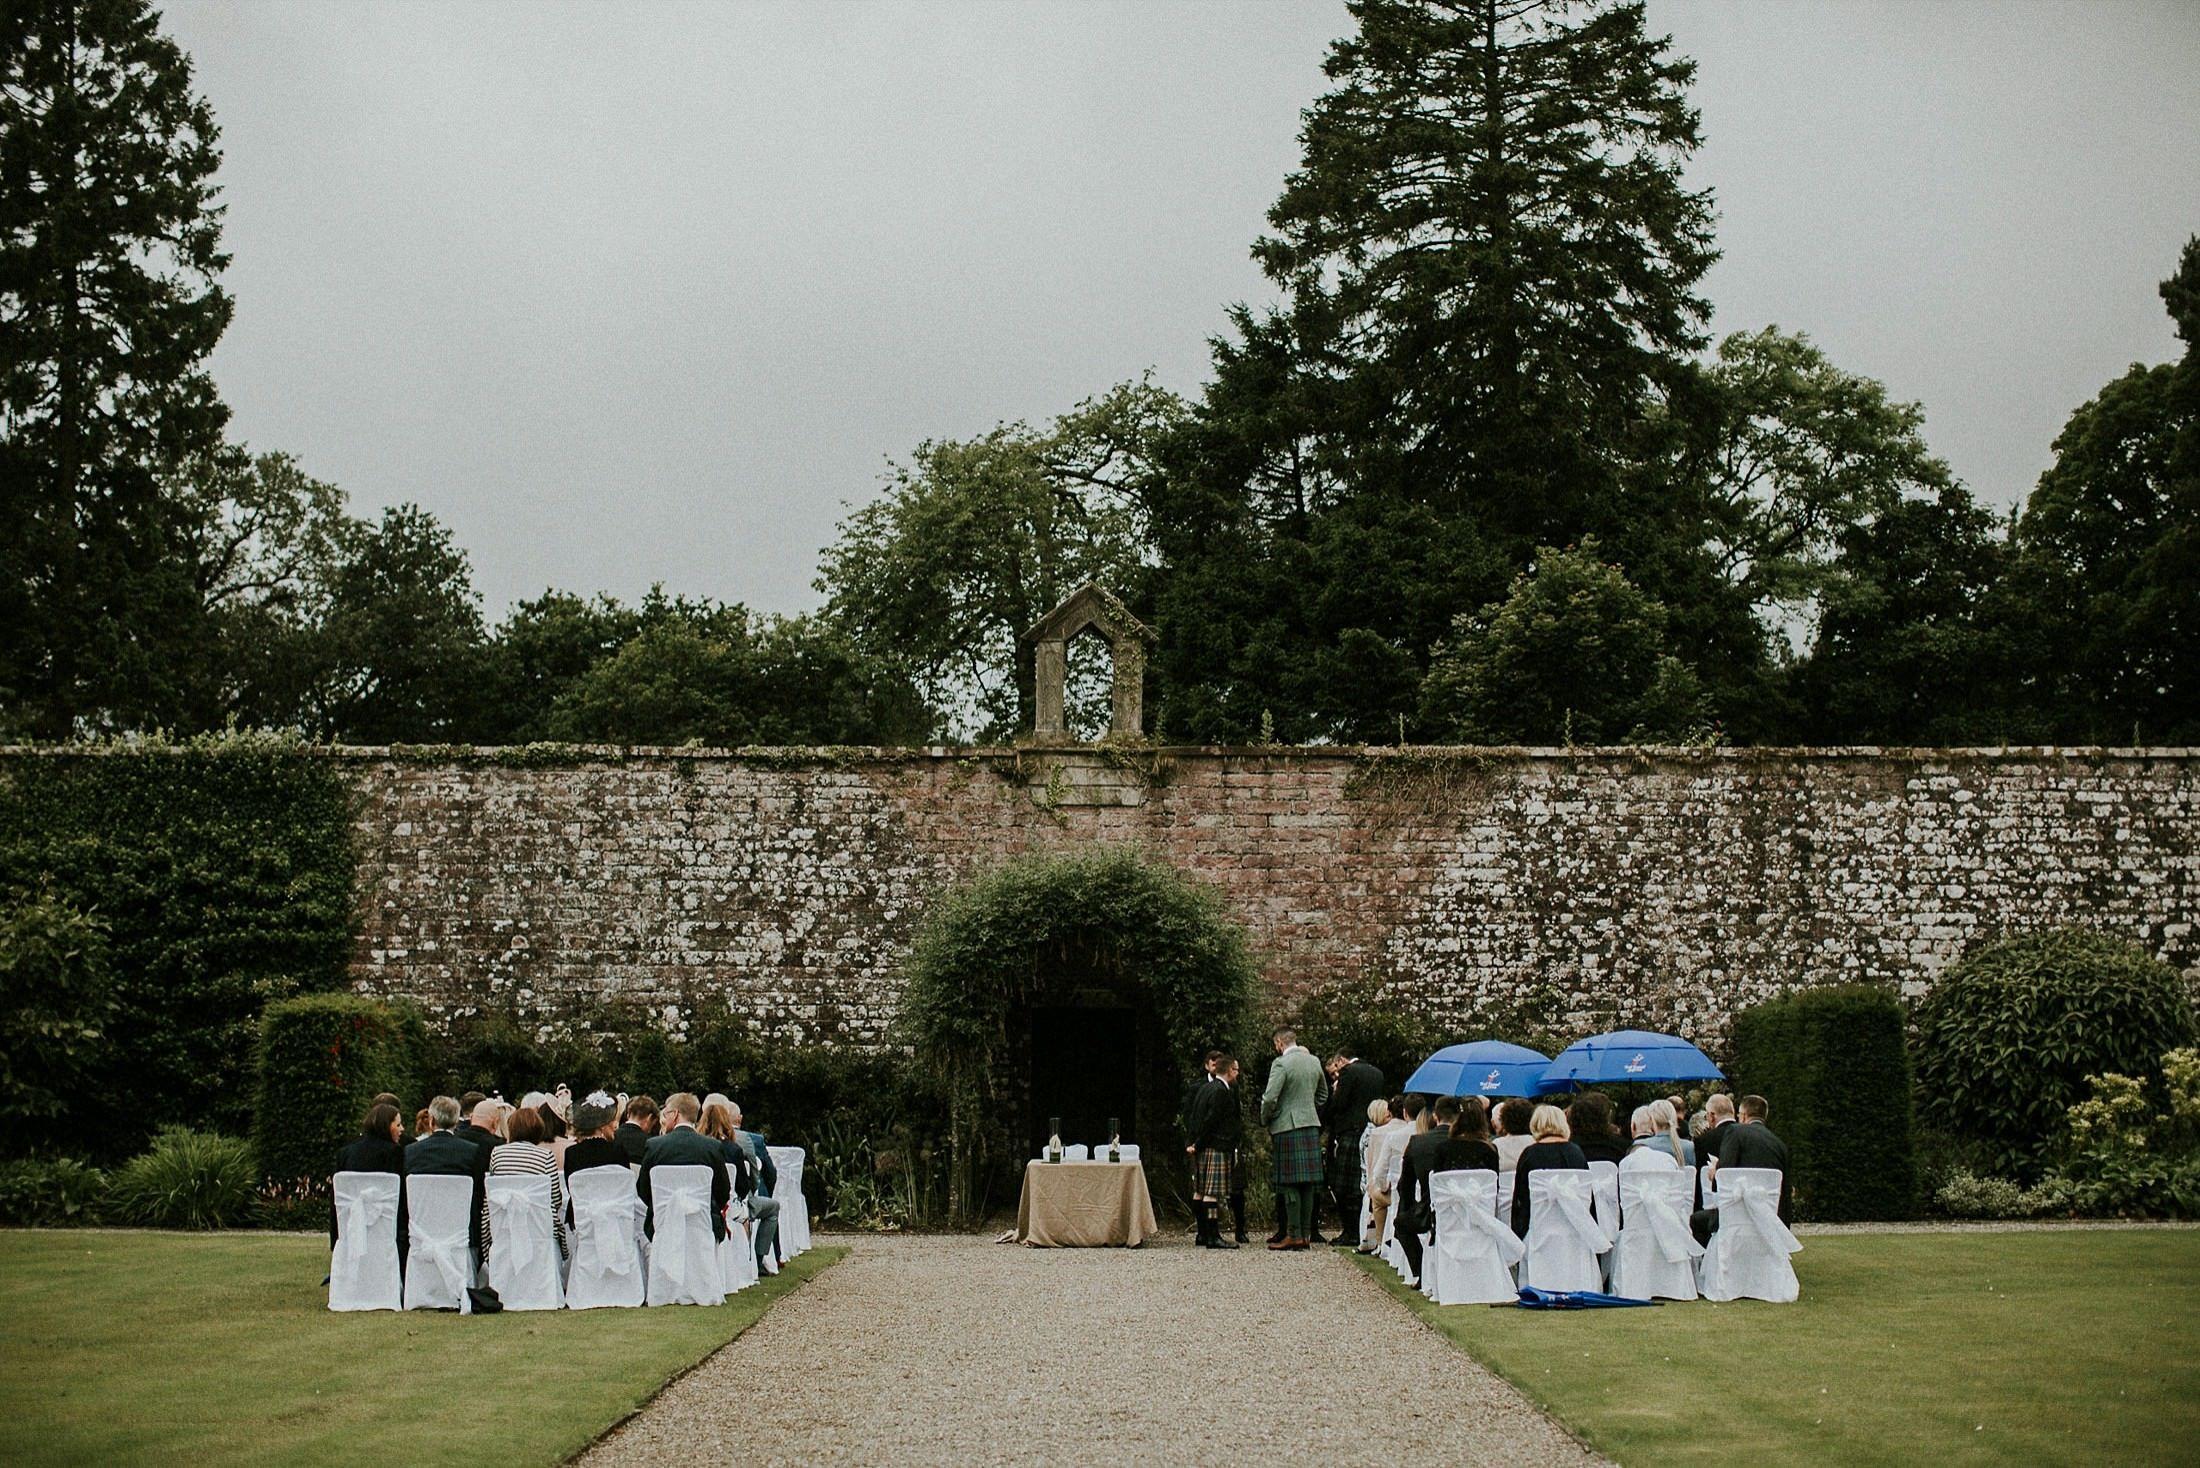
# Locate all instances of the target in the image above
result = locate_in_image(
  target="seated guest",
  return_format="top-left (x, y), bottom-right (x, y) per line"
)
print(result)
top-left (1360, 1099), bottom-right (1410, 1255)
top-left (1645, 1098), bottom-right (1694, 1168)
top-left (1492, 1097), bottom-right (1536, 1172)
top-left (1713, 1094), bottom-right (1791, 1219)
top-left (405, 1094), bottom-right (487, 1255)
top-left (331, 1101), bottom-right (408, 1259)
top-left (638, 1092), bottom-right (730, 1244)
top-left (452, 1090), bottom-right (490, 1151)
top-left (563, 1093), bottom-right (628, 1178)
top-left (1567, 1091), bottom-right (1630, 1165)
top-left (1392, 1095), bottom-right (1453, 1285)
top-left (485, 1105), bottom-right (566, 1260)
top-left (537, 1097), bottom-right (572, 1162)
top-left (616, 1095), bottom-right (659, 1164)
top-left (1433, 1094), bottom-right (1501, 1174)
top-left (1621, 1104), bottom-right (1680, 1171)
top-left (411, 1106), bottom-right (434, 1143)
top-left (702, 1095), bottom-right (782, 1272)
top-left (728, 1100), bottom-right (783, 1273)
top-left (1510, 1104), bottom-right (1588, 1238)
top-left (458, 1098), bottom-right (504, 1165)
top-left (1695, 1092), bottom-right (1737, 1169)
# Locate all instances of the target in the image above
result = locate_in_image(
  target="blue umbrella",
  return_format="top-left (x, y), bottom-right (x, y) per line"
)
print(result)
top-left (1403, 1040), bottom-right (1555, 1098)
top-left (1539, 1029), bottom-right (1724, 1090)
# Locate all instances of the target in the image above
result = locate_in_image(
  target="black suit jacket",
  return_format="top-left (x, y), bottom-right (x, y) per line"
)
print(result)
top-left (403, 1128), bottom-right (488, 1255)
top-left (1324, 1059), bottom-right (1386, 1140)
top-left (1394, 1128), bottom-right (1448, 1222)
top-left (331, 1135), bottom-right (407, 1251)
top-left (1188, 1077), bottom-right (1243, 1150)
top-left (637, 1125), bottom-right (731, 1241)
top-left (453, 1122), bottom-right (500, 1168)
top-left (563, 1136), bottom-right (629, 1178)
top-left (1716, 1121), bottom-right (1793, 1221)
top-left (614, 1122), bottom-right (653, 1165)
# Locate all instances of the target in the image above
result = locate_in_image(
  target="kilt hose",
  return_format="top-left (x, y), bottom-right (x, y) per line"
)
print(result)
top-left (1192, 1146), bottom-right (1236, 1202)
top-left (1270, 1126), bottom-right (1324, 1187)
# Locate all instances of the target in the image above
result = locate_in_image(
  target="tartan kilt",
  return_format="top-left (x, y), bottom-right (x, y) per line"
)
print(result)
top-left (1270, 1126), bottom-right (1324, 1186)
top-left (1326, 1138), bottom-right (1362, 1196)
top-left (1192, 1146), bottom-right (1237, 1200)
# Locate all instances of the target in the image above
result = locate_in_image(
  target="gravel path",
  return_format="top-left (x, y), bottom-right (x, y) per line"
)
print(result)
top-left (578, 1233), bottom-right (1603, 1467)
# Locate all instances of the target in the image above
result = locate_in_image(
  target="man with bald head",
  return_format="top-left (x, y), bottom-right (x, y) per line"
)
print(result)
top-left (403, 1094), bottom-right (488, 1256)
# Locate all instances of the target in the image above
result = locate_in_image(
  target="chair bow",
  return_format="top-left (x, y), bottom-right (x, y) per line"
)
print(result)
top-left (1440, 1193), bottom-right (1527, 1265)
top-left (1718, 1175), bottom-right (1801, 1255)
top-left (1630, 1182), bottom-right (1705, 1263)
top-left (575, 1195), bottom-right (641, 1278)
top-left (655, 1188), bottom-right (710, 1294)
top-left (1549, 1177), bottom-right (1610, 1256)
top-left (336, 1189), bottom-right (396, 1255)
top-left (489, 1189), bottom-right (554, 1281)
top-left (411, 1230), bottom-right (472, 1313)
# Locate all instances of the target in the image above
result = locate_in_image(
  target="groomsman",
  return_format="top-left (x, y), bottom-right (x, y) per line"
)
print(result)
top-left (1322, 1052), bottom-right (1386, 1247)
top-left (1260, 1028), bottom-right (1329, 1250)
top-left (1186, 1056), bottom-right (1243, 1249)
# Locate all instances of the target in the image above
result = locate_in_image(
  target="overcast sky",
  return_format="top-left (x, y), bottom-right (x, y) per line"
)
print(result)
top-left (164, 0), bottom-right (2200, 619)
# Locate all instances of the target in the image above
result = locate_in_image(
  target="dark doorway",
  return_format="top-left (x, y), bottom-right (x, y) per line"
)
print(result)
top-left (1029, 1005), bottom-right (1138, 1156)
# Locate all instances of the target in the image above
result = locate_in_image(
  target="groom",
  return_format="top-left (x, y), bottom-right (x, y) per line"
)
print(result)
top-left (1260, 1026), bottom-right (1329, 1251)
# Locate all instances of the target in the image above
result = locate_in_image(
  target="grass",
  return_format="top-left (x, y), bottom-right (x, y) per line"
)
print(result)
top-left (0, 1230), bottom-right (844, 1468)
top-left (1355, 1229), bottom-right (2200, 1467)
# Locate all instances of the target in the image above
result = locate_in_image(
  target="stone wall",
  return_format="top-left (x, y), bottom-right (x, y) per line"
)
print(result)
top-left (342, 745), bottom-right (2198, 1051)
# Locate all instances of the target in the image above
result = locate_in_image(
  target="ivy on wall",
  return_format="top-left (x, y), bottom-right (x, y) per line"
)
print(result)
top-left (896, 846), bottom-right (1260, 1219)
top-left (0, 734), bottom-right (357, 1158)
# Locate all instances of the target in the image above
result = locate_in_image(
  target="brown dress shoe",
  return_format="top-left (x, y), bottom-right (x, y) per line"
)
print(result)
top-left (1267, 1237), bottom-right (1294, 1250)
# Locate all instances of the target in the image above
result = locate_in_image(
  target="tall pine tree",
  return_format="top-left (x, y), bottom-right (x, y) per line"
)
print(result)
top-left (1, 0), bottom-right (233, 737)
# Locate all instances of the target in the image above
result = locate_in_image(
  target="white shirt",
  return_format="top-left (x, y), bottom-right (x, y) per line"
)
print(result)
top-left (1620, 1139), bottom-right (1682, 1172)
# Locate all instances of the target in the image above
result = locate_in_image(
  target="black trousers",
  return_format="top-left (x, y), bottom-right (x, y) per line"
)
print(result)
top-left (1398, 1220), bottom-right (1424, 1280)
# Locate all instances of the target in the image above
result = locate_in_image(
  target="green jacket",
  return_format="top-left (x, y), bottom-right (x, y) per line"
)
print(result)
top-left (1261, 1046), bottom-right (1329, 1135)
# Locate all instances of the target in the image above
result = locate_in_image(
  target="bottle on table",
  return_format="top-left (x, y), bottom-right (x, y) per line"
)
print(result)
top-left (1107, 1117), bottom-right (1121, 1164)
top-left (1046, 1118), bottom-right (1063, 1164)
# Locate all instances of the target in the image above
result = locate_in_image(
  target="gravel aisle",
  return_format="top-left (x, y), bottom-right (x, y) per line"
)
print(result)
top-left (578, 1234), bottom-right (1602, 1468)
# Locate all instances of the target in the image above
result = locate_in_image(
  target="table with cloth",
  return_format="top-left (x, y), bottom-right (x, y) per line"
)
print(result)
top-left (1013, 1160), bottom-right (1159, 1246)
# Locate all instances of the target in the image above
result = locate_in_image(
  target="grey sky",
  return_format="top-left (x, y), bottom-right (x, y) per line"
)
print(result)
top-left (164, 0), bottom-right (2200, 620)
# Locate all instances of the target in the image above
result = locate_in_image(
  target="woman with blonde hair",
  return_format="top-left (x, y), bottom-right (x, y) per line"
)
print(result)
top-left (1360, 1097), bottom-right (1412, 1255)
top-left (1509, 1102), bottom-right (1587, 1238)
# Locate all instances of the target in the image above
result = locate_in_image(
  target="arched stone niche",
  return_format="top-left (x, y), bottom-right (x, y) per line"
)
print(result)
top-left (1022, 582), bottom-right (1155, 739)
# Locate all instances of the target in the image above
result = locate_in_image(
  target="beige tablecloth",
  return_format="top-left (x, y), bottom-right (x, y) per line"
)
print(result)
top-left (1014, 1160), bottom-right (1159, 1247)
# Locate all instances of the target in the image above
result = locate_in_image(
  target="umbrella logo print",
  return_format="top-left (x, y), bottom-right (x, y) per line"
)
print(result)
top-left (1625, 1053), bottom-right (1647, 1074)
top-left (1479, 1069), bottom-right (1503, 1091)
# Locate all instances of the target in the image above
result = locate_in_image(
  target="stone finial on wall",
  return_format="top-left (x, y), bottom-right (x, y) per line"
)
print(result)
top-left (1022, 582), bottom-right (1156, 739)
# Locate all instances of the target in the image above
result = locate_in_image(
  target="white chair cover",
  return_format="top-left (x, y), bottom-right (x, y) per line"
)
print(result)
top-left (720, 1199), bottom-right (760, 1293)
top-left (1061, 1144), bottom-right (1090, 1162)
top-left (1522, 1170), bottom-right (1606, 1294)
top-left (646, 1164), bottom-right (727, 1306)
top-left (1588, 1159), bottom-right (1622, 1288)
top-left (1698, 1162), bottom-right (1717, 1207)
top-left (402, 1173), bottom-right (475, 1313)
top-left (566, 1166), bottom-right (647, 1310)
top-left (1112, 1143), bottom-right (1141, 1162)
top-left (1611, 1168), bottom-right (1704, 1300)
top-left (1701, 1167), bottom-right (1801, 1303)
top-left (1495, 1164), bottom-right (1516, 1223)
top-left (1428, 1170), bottom-right (1525, 1305)
top-left (330, 1172), bottom-right (403, 1312)
top-left (769, 1146), bottom-right (811, 1256)
top-left (486, 1172), bottom-right (565, 1311)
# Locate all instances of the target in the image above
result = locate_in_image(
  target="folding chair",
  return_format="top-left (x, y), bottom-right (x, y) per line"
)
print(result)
top-left (567, 1166), bottom-right (647, 1310)
top-left (486, 1172), bottom-right (565, 1311)
top-left (1521, 1170), bottom-right (1606, 1294)
top-left (1428, 1170), bottom-right (1525, 1305)
top-left (330, 1172), bottom-right (403, 1312)
top-left (1611, 1168), bottom-right (1703, 1301)
top-left (403, 1172), bottom-right (476, 1313)
top-left (1701, 1166), bottom-right (1801, 1302)
top-left (645, 1164), bottom-right (727, 1306)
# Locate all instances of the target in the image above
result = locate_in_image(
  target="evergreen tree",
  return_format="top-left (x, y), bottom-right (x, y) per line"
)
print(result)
top-left (1, 0), bottom-right (233, 737)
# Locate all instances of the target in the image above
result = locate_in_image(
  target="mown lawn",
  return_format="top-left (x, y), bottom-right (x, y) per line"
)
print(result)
top-left (1356, 1228), bottom-right (2200, 1467)
top-left (0, 1230), bottom-right (844, 1468)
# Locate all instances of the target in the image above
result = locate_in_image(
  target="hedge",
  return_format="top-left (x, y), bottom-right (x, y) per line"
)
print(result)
top-left (0, 735), bottom-right (357, 1158)
top-left (255, 993), bottom-right (417, 1188)
top-left (1733, 983), bottom-right (1918, 1221)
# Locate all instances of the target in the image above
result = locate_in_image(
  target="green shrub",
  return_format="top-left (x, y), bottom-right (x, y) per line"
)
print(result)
top-left (254, 1176), bottom-right (332, 1234)
top-left (1913, 927), bottom-right (2197, 1179)
top-left (1931, 1167), bottom-right (2069, 1220)
top-left (0, 884), bottom-right (115, 1153)
top-left (106, 1129), bottom-right (258, 1229)
top-left (0, 736), bottom-right (357, 1158)
top-left (1733, 983), bottom-right (1918, 1220)
top-left (254, 993), bottom-right (415, 1189)
top-left (0, 1156), bottom-right (110, 1226)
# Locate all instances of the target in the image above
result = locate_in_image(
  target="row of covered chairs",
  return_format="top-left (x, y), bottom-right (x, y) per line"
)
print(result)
top-left (331, 1158), bottom-right (809, 1313)
top-left (1374, 1165), bottom-right (1800, 1306)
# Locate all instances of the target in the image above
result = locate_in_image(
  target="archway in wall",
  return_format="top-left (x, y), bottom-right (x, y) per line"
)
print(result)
top-left (897, 847), bottom-right (1260, 1221)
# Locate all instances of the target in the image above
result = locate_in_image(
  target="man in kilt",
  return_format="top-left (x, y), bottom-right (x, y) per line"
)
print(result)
top-left (1260, 1026), bottom-right (1330, 1250)
top-left (1185, 1055), bottom-right (1242, 1249)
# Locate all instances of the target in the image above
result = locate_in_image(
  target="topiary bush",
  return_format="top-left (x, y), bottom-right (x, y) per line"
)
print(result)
top-left (105, 1129), bottom-right (258, 1229)
top-left (254, 993), bottom-right (416, 1190)
top-left (0, 1156), bottom-right (110, 1226)
top-left (1733, 984), bottom-right (1918, 1220)
top-left (1913, 927), bottom-right (2197, 1179)
top-left (0, 883), bottom-right (115, 1156)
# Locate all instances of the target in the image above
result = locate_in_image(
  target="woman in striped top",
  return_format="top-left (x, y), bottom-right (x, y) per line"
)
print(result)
top-left (486, 1104), bottom-right (567, 1258)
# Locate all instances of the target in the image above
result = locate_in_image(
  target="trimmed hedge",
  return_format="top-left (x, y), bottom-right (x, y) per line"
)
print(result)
top-left (1733, 984), bottom-right (1918, 1221)
top-left (255, 993), bottom-right (417, 1187)
top-left (0, 735), bottom-right (357, 1158)
top-left (1913, 927), bottom-right (2197, 1179)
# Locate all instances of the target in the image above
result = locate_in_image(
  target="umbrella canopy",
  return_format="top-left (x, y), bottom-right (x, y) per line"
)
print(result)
top-left (1539, 1029), bottom-right (1724, 1090)
top-left (1403, 1040), bottom-right (1555, 1098)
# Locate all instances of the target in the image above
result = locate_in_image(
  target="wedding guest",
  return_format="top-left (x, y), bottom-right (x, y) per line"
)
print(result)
top-left (1696, 1092), bottom-right (1737, 1169)
top-left (563, 1094), bottom-right (627, 1178)
top-left (1260, 1027), bottom-right (1329, 1251)
top-left (1321, 1052), bottom-right (1385, 1247)
top-left (1567, 1091), bottom-right (1630, 1165)
top-left (1186, 1055), bottom-right (1243, 1250)
top-left (1621, 1104), bottom-right (1681, 1171)
top-left (538, 1098), bottom-right (572, 1162)
top-left (485, 1105), bottom-right (566, 1260)
top-left (1510, 1104), bottom-right (1588, 1238)
top-left (1713, 1094), bottom-right (1791, 1219)
top-left (1434, 1094), bottom-right (1501, 1174)
top-left (404, 1095), bottom-right (486, 1253)
top-left (637, 1093), bottom-right (730, 1244)
top-left (1360, 1098), bottom-right (1411, 1255)
top-left (616, 1096), bottom-right (659, 1164)
top-left (1646, 1098), bottom-right (1694, 1168)
top-left (1391, 1095), bottom-right (1452, 1286)
top-left (728, 1101), bottom-right (783, 1274)
top-left (1493, 1097), bottom-right (1536, 1172)
top-left (332, 1102), bottom-right (408, 1260)
top-left (410, 1106), bottom-right (434, 1143)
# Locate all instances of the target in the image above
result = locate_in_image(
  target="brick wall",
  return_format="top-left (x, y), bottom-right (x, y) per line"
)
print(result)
top-left (342, 745), bottom-right (2198, 1050)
